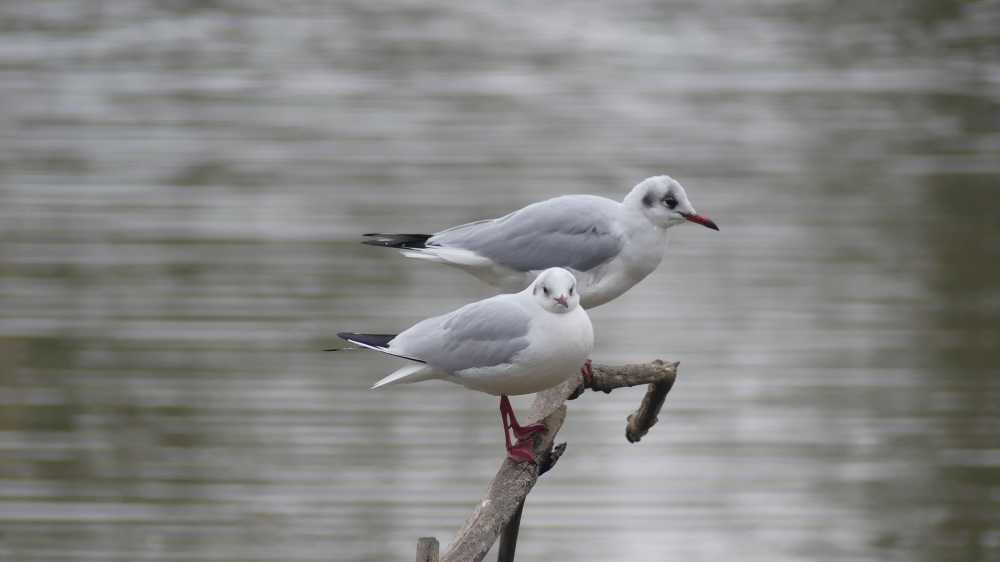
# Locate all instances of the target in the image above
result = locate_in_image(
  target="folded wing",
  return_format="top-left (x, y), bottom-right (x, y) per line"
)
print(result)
top-left (393, 297), bottom-right (533, 374)
top-left (429, 195), bottom-right (625, 272)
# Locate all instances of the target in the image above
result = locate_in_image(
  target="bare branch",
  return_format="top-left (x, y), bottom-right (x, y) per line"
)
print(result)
top-left (440, 403), bottom-right (567, 562)
top-left (421, 360), bottom-right (677, 561)
top-left (539, 442), bottom-right (566, 476)
top-left (496, 499), bottom-right (524, 562)
top-left (415, 537), bottom-right (439, 562)
top-left (580, 359), bottom-right (679, 395)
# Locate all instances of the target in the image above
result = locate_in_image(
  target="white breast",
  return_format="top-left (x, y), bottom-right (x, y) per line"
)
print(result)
top-left (575, 225), bottom-right (669, 308)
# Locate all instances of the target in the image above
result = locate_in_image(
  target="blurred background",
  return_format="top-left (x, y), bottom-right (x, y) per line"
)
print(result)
top-left (0, 0), bottom-right (997, 560)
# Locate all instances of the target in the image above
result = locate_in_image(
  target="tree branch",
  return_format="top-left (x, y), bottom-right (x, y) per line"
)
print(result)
top-left (415, 537), bottom-right (439, 562)
top-left (588, 360), bottom-right (679, 443)
top-left (422, 360), bottom-right (677, 562)
top-left (496, 499), bottom-right (524, 562)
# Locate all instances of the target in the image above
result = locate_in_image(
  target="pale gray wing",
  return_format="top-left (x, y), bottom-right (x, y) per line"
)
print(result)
top-left (393, 297), bottom-right (532, 374)
top-left (428, 195), bottom-right (626, 272)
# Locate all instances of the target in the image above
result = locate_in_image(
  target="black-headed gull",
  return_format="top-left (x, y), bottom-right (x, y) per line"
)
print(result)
top-left (335, 267), bottom-right (593, 463)
top-left (363, 175), bottom-right (718, 308)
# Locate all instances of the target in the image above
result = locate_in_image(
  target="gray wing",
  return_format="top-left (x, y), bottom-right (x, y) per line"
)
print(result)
top-left (392, 297), bottom-right (532, 374)
top-left (428, 195), bottom-right (626, 272)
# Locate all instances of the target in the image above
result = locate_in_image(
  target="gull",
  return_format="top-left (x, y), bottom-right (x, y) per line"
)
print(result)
top-left (363, 175), bottom-right (718, 309)
top-left (334, 268), bottom-right (593, 463)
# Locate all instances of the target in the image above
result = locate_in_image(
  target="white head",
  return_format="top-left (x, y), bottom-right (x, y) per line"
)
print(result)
top-left (531, 268), bottom-right (581, 314)
top-left (623, 175), bottom-right (719, 231)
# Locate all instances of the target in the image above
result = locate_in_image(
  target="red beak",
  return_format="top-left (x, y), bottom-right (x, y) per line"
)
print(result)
top-left (680, 212), bottom-right (719, 231)
top-left (555, 295), bottom-right (568, 307)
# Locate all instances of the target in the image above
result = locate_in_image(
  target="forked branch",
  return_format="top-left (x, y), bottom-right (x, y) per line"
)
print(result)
top-left (415, 360), bottom-right (679, 562)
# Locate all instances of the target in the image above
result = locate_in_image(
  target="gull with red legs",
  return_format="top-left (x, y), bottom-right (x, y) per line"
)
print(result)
top-left (334, 268), bottom-right (593, 463)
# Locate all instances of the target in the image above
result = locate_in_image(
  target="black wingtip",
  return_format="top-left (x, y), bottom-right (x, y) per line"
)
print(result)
top-left (361, 233), bottom-right (432, 249)
top-left (337, 332), bottom-right (398, 348)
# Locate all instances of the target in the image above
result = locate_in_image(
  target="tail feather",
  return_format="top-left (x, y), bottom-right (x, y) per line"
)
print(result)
top-left (372, 363), bottom-right (443, 388)
top-left (361, 233), bottom-right (432, 249)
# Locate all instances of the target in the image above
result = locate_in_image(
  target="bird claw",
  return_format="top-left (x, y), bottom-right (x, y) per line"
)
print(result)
top-left (499, 394), bottom-right (544, 463)
top-left (511, 420), bottom-right (547, 441)
top-left (581, 359), bottom-right (594, 388)
top-left (506, 438), bottom-right (537, 463)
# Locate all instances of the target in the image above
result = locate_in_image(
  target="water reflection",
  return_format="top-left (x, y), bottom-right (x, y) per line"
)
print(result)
top-left (0, 0), bottom-right (997, 560)
top-left (917, 171), bottom-right (1000, 560)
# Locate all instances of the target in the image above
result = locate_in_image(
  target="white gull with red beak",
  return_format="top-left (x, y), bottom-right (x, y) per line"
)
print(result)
top-left (363, 175), bottom-right (718, 309)
top-left (335, 268), bottom-right (593, 463)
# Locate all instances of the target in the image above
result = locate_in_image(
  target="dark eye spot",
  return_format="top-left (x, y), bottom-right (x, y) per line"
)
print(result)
top-left (663, 197), bottom-right (677, 210)
top-left (542, 286), bottom-right (549, 296)
top-left (642, 191), bottom-right (657, 208)
top-left (569, 287), bottom-right (574, 295)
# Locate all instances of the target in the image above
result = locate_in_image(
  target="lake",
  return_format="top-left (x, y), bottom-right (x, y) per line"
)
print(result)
top-left (0, 0), bottom-right (997, 560)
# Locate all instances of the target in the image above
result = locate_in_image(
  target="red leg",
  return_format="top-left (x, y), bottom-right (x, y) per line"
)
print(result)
top-left (499, 394), bottom-right (547, 463)
top-left (500, 394), bottom-right (547, 439)
top-left (581, 359), bottom-right (594, 388)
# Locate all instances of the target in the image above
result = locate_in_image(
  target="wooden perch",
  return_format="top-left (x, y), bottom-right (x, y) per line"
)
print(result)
top-left (416, 360), bottom-right (678, 562)
top-left (415, 537), bottom-right (439, 562)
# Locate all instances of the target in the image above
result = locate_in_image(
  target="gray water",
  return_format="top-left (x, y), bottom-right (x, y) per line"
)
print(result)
top-left (0, 1), bottom-right (998, 560)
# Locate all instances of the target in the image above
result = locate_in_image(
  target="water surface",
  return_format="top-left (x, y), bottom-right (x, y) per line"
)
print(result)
top-left (0, 1), bottom-right (998, 560)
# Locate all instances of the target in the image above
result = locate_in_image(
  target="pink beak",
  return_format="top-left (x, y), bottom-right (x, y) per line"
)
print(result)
top-left (680, 212), bottom-right (719, 231)
top-left (555, 295), bottom-right (568, 307)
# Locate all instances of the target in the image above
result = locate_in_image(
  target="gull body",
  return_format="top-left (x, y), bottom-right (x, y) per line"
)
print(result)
top-left (364, 175), bottom-right (718, 309)
top-left (338, 268), bottom-right (593, 396)
top-left (336, 268), bottom-right (594, 462)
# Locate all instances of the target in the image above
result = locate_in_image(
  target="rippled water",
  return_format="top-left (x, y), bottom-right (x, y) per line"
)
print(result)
top-left (0, 1), bottom-right (998, 560)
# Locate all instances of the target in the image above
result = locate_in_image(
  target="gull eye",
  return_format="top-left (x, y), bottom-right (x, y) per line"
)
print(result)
top-left (569, 287), bottom-right (574, 295)
top-left (542, 285), bottom-right (549, 296)
top-left (663, 196), bottom-right (677, 210)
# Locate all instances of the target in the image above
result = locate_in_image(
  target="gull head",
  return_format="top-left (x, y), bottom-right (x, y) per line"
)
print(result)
top-left (531, 268), bottom-right (580, 314)
top-left (625, 175), bottom-right (719, 231)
